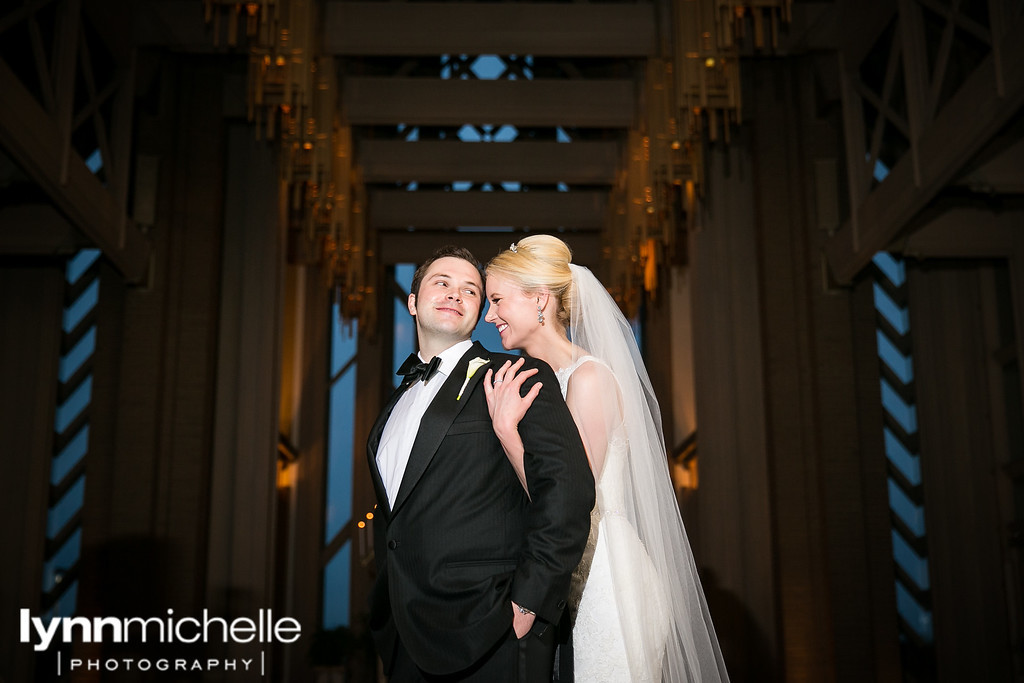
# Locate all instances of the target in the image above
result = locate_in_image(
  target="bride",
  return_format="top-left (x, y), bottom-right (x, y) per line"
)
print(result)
top-left (481, 235), bottom-right (729, 682)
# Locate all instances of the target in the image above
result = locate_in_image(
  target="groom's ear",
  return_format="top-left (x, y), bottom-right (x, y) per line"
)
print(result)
top-left (407, 293), bottom-right (417, 317)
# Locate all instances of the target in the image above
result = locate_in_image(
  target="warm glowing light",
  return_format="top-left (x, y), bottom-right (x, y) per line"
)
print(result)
top-left (366, 512), bottom-right (374, 520)
top-left (704, 57), bottom-right (716, 68)
top-left (671, 457), bottom-right (699, 492)
top-left (275, 55), bottom-right (286, 67)
top-left (357, 521), bottom-right (366, 529)
top-left (276, 462), bottom-right (295, 488)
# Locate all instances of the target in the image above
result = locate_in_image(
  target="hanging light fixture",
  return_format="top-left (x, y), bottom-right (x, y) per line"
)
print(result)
top-left (607, 0), bottom-right (790, 312)
top-left (206, 0), bottom-right (374, 327)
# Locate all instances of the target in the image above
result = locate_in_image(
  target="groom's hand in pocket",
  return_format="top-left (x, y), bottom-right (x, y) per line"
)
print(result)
top-left (511, 601), bottom-right (536, 639)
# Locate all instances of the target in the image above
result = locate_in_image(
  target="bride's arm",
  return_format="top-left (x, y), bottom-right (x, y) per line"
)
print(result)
top-left (486, 358), bottom-right (620, 489)
top-left (484, 358), bottom-right (542, 495)
top-left (564, 361), bottom-right (621, 480)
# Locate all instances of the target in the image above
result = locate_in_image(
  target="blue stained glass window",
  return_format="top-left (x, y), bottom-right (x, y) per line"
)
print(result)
top-left (876, 330), bottom-right (914, 384)
top-left (52, 425), bottom-right (89, 485)
top-left (322, 541), bottom-right (352, 629)
top-left (42, 248), bottom-right (100, 622)
top-left (55, 376), bottom-right (92, 435)
top-left (872, 252), bottom-right (905, 286)
top-left (46, 476), bottom-right (85, 539)
top-left (324, 299), bottom-right (360, 629)
top-left (493, 125), bottom-right (518, 142)
top-left (457, 126), bottom-right (481, 143)
top-left (84, 149), bottom-right (103, 174)
top-left (873, 283), bottom-right (910, 334)
top-left (326, 363), bottom-right (356, 544)
top-left (393, 265), bottom-right (416, 383)
top-left (60, 327), bottom-right (96, 382)
top-left (470, 55), bottom-right (505, 79)
top-left (331, 304), bottom-right (358, 377)
top-left (887, 480), bottom-right (926, 537)
top-left (880, 378), bottom-right (918, 433)
top-left (895, 581), bottom-right (933, 641)
top-left (66, 249), bottom-right (101, 285)
top-left (63, 281), bottom-right (99, 333)
top-left (43, 529), bottom-right (82, 593)
top-left (883, 427), bottom-right (921, 485)
top-left (873, 250), bottom-right (934, 659)
top-left (891, 529), bottom-right (930, 589)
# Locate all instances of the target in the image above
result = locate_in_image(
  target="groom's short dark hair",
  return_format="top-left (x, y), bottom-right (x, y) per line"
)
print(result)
top-left (410, 245), bottom-right (485, 314)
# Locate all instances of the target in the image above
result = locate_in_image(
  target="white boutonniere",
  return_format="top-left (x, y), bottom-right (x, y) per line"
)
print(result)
top-left (456, 357), bottom-right (489, 400)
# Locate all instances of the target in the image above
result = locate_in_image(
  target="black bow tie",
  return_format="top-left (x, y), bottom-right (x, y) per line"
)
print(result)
top-left (398, 354), bottom-right (442, 385)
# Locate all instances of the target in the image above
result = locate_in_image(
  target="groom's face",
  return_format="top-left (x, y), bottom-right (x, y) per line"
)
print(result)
top-left (408, 256), bottom-right (483, 343)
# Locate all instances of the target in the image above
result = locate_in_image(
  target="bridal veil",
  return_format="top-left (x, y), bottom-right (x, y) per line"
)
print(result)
top-left (566, 263), bottom-right (730, 683)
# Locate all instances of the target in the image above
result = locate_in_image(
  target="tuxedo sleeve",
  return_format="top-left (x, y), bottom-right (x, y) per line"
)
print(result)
top-left (510, 359), bottom-right (595, 624)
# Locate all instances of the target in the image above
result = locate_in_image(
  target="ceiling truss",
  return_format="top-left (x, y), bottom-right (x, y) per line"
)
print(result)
top-left (826, 0), bottom-right (1024, 283)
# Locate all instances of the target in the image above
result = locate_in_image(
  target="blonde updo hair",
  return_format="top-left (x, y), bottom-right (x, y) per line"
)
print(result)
top-left (486, 234), bottom-right (574, 329)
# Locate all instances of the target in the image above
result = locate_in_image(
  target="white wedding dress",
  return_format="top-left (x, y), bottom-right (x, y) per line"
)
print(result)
top-left (558, 357), bottom-right (671, 682)
top-left (497, 260), bottom-right (727, 682)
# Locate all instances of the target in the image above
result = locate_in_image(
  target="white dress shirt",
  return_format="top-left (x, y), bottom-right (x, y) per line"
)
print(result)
top-left (376, 339), bottom-right (474, 508)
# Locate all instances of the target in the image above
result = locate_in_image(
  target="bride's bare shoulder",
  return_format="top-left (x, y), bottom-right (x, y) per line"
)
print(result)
top-left (565, 358), bottom-right (617, 395)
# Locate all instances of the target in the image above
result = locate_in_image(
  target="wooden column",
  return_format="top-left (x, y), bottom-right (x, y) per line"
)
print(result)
top-left (286, 266), bottom-right (331, 682)
top-left (669, 266), bottom-right (698, 446)
top-left (908, 262), bottom-right (1013, 682)
top-left (0, 261), bottom-right (64, 683)
top-left (75, 56), bottom-right (228, 634)
top-left (205, 121), bottom-right (285, 667)
top-left (691, 57), bottom-right (902, 682)
top-left (691, 133), bottom-right (778, 681)
top-left (746, 57), bottom-right (901, 683)
top-left (644, 280), bottom-right (677, 454)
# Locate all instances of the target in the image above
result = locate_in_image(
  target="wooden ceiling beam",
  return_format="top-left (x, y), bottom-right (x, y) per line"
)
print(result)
top-left (359, 140), bottom-right (621, 185)
top-left (368, 189), bottom-right (608, 230)
top-left (0, 59), bottom-right (149, 281)
top-left (0, 204), bottom-right (88, 255)
top-left (375, 229), bottom-right (602, 266)
top-left (345, 77), bottom-right (635, 128)
top-left (952, 134), bottom-right (1024, 194)
top-left (896, 207), bottom-right (1023, 259)
top-left (825, 13), bottom-right (1024, 283)
top-left (324, 1), bottom-right (655, 57)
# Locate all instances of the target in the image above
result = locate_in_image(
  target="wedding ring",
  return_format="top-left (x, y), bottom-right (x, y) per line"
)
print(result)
top-left (494, 379), bottom-right (504, 384)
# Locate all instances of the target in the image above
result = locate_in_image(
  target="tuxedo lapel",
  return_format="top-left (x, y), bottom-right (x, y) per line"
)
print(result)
top-left (391, 342), bottom-right (492, 516)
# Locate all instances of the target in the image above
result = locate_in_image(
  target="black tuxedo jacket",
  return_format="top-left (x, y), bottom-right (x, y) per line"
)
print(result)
top-left (367, 341), bottom-right (594, 676)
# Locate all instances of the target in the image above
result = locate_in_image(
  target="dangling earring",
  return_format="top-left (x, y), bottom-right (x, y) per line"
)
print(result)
top-left (536, 301), bottom-right (545, 326)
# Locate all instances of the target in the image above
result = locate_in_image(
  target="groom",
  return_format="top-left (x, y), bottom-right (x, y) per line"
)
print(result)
top-left (367, 245), bottom-right (594, 682)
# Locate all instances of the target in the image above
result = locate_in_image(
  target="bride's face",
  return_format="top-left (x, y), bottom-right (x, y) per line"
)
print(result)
top-left (484, 273), bottom-right (540, 351)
